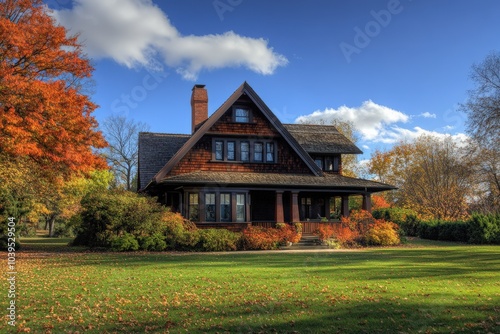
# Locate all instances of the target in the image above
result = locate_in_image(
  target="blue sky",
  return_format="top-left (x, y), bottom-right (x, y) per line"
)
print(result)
top-left (47, 0), bottom-right (500, 160)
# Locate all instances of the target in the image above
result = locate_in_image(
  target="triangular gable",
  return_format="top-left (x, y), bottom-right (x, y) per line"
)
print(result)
top-left (151, 82), bottom-right (322, 185)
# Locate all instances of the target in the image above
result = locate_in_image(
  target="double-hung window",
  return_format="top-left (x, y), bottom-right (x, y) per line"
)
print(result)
top-left (266, 143), bottom-right (274, 162)
top-left (205, 193), bottom-right (216, 222)
top-left (215, 141), bottom-right (224, 161)
top-left (188, 193), bottom-right (199, 221)
top-left (220, 193), bottom-right (231, 222)
top-left (227, 141), bottom-right (235, 161)
top-left (236, 194), bottom-right (245, 222)
top-left (240, 142), bottom-right (250, 162)
top-left (254, 142), bottom-right (263, 162)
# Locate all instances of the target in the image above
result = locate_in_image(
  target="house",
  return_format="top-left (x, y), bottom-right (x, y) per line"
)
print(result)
top-left (138, 82), bottom-right (395, 232)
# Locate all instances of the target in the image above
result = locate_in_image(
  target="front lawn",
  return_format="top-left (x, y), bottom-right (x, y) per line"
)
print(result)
top-left (2, 239), bottom-right (499, 333)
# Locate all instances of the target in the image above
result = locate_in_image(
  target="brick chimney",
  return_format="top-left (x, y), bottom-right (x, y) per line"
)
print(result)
top-left (191, 84), bottom-right (208, 133)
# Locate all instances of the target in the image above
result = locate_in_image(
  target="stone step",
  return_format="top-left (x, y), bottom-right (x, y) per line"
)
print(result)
top-left (281, 234), bottom-right (329, 250)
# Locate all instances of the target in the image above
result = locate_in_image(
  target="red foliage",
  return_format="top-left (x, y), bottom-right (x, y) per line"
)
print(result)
top-left (314, 223), bottom-right (360, 246)
top-left (240, 226), bottom-right (282, 250)
top-left (241, 224), bottom-right (301, 250)
top-left (372, 195), bottom-right (391, 209)
top-left (0, 0), bottom-right (107, 174)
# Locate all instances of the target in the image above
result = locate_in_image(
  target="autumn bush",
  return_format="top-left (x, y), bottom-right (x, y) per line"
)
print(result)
top-left (373, 207), bottom-right (420, 236)
top-left (314, 223), bottom-right (360, 248)
top-left (240, 226), bottom-right (283, 250)
top-left (315, 211), bottom-right (401, 248)
top-left (276, 222), bottom-right (302, 244)
top-left (364, 221), bottom-right (401, 246)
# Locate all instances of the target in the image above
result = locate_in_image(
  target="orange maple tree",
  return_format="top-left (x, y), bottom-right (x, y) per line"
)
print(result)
top-left (0, 0), bottom-right (106, 174)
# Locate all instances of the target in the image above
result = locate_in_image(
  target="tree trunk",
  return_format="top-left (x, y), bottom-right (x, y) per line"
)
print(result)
top-left (48, 216), bottom-right (56, 237)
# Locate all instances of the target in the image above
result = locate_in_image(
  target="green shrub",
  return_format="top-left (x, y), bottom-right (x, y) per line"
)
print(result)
top-left (418, 220), bottom-right (440, 240)
top-left (468, 213), bottom-right (500, 244)
top-left (323, 238), bottom-right (342, 249)
top-left (110, 233), bottom-right (139, 251)
top-left (138, 233), bottom-right (167, 251)
top-left (74, 190), bottom-right (166, 247)
top-left (196, 229), bottom-right (241, 252)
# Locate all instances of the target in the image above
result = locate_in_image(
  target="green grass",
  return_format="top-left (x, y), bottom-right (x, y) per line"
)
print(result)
top-left (2, 239), bottom-right (499, 333)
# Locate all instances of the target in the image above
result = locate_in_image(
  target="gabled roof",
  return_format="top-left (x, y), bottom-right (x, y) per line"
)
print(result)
top-left (149, 82), bottom-right (323, 187)
top-left (138, 132), bottom-right (190, 190)
top-left (283, 124), bottom-right (363, 154)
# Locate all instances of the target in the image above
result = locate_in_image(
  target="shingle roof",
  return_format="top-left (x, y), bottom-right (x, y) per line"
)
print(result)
top-left (138, 132), bottom-right (190, 190)
top-left (283, 124), bottom-right (362, 154)
top-left (157, 171), bottom-right (395, 192)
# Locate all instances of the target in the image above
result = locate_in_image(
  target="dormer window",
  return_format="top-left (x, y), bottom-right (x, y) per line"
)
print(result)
top-left (234, 107), bottom-right (250, 123)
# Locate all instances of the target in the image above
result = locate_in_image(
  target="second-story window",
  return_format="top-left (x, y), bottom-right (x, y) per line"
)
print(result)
top-left (266, 142), bottom-right (274, 162)
top-left (254, 142), bottom-right (263, 162)
top-left (215, 141), bottom-right (224, 161)
top-left (234, 108), bottom-right (250, 123)
top-left (227, 141), bottom-right (235, 161)
top-left (240, 142), bottom-right (249, 161)
top-left (213, 139), bottom-right (275, 163)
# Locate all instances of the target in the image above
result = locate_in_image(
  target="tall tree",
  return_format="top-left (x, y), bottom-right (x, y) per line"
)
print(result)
top-left (461, 52), bottom-right (500, 213)
top-left (0, 0), bottom-right (107, 174)
top-left (102, 115), bottom-right (149, 191)
top-left (461, 51), bottom-right (500, 150)
top-left (368, 136), bottom-right (474, 220)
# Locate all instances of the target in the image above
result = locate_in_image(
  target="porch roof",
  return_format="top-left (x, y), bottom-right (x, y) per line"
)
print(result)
top-left (157, 171), bottom-right (395, 192)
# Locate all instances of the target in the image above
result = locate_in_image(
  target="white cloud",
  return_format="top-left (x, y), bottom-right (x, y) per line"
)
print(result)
top-left (296, 101), bottom-right (468, 146)
top-left (52, 0), bottom-right (288, 80)
top-left (295, 100), bottom-right (409, 141)
top-left (419, 112), bottom-right (437, 118)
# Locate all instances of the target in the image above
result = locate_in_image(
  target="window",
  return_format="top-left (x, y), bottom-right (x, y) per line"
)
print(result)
top-left (314, 158), bottom-right (323, 169)
top-left (254, 142), bottom-right (263, 162)
top-left (220, 193), bottom-right (231, 222)
top-left (188, 193), bottom-right (199, 221)
top-left (215, 141), bottom-right (223, 161)
top-left (236, 194), bottom-right (245, 222)
top-left (266, 143), bottom-right (274, 162)
top-left (234, 108), bottom-right (250, 123)
top-left (227, 141), bottom-right (235, 161)
top-left (240, 142), bottom-right (249, 161)
top-left (325, 157), bottom-right (333, 171)
top-left (324, 156), bottom-right (340, 172)
top-left (205, 193), bottom-right (216, 222)
top-left (213, 139), bottom-right (275, 163)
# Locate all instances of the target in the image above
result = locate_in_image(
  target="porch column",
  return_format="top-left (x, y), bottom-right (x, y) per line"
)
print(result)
top-left (341, 195), bottom-right (350, 217)
top-left (291, 192), bottom-right (300, 222)
top-left (275, 191), bottom-right (284, 223)
top-left (324, 196), bottom-right (331, 220)
top-left (362, 193), bottom-right (372, 213)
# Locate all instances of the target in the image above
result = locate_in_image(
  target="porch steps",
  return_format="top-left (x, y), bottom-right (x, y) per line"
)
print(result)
top-left (283, 234), bottom-right (329, 250)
